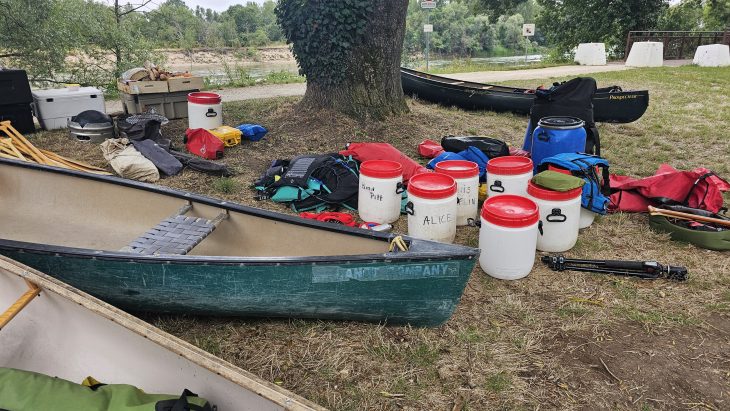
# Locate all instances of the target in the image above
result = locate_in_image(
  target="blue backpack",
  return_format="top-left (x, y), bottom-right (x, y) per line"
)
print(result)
top-left (538, 153), bottom-right (610, 215)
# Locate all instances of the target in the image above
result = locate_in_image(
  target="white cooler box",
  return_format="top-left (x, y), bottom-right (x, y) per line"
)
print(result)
top-left (32, 87), bottom-right (105, 130)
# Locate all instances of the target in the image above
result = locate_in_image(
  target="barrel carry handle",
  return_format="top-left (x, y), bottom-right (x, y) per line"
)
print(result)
top-left (536, 130), bottom-right (550, 142)
top-left (404, 201), bottom-right (414, 215)
top-left (205, 108), bottom-right (218, 118)
top-left (395, 182), bottom-right (406, 194)
top-left (489, 180), bottom-right (505, 193)
top-left (546, 208), bottom-right (567, 223)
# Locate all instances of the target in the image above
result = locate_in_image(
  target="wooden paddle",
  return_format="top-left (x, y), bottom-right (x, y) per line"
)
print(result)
top-left (648, 206), bottom-right (730, 228)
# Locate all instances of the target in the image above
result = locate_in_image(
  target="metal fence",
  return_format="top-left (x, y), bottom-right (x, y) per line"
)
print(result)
top-left (625, 30), bottom-right (730, 60)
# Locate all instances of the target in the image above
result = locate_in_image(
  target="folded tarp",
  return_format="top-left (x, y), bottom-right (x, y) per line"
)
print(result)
top-left (100, 138), bottom-right (159, 182)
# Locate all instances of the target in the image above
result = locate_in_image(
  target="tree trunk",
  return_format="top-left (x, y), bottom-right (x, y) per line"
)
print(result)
top-left (300, 0), bottom-right (409, 120)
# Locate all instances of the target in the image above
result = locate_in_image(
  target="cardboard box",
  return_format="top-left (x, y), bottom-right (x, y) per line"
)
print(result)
top-left (117, 79), bottom-right (168, 95)
top-left (167, 76), bottom-right (204, 93)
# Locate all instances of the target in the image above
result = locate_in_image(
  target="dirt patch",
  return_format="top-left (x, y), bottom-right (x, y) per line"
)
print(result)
top-left (542, 316), bottom-right (730, 410)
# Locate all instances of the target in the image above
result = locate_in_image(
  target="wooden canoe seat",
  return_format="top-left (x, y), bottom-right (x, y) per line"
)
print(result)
top-left (121, 203), bottom-right (227, 256)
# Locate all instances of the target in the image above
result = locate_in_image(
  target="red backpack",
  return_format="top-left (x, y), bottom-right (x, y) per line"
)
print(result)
top-left (184, 128), bottom-right (224, 160)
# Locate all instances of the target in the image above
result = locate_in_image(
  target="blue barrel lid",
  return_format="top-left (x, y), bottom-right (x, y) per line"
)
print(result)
top-left (537, 116), bottom-right (585, 130)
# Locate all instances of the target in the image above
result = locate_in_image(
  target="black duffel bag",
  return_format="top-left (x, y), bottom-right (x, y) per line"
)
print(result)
top-left (441, 135), bottom-right (509, 159)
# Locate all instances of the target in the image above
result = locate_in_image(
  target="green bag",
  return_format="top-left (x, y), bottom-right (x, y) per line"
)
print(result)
top-left (0, 368), bottom-right (212, 411)
top-left (649, 215), bottom-right (730, 251)
top-left (532, 170), bottom-right (585, 192)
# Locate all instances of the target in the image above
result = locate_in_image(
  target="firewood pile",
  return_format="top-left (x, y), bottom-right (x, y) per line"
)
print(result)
top-left (122, 62), bottom-right (193, 82)
top-left (0, 121), bottom-right (111, 175)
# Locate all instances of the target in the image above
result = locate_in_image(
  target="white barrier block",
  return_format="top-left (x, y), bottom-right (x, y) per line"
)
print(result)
top-left (693, 44), bottom-right (730, 67)
top-left (574, 43), bottom-right (607, 66)
top-left (625, 41), bottom-right (664, 67)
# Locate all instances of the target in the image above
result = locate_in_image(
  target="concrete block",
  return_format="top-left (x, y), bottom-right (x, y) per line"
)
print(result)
top-left (693, 44), bottom-right (730, 67)
top-left (574, 43), bottom-right (607, 65)
top-left (625, 42), bottom-right (663, 67)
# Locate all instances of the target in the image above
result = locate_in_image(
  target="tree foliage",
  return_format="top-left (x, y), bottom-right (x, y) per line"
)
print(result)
top-left (403, 0), bottom-right (542, 58)
top-left (536, 0), bottom-right (668, 57)
top-left (0, 0), bottom-right (154, 86)
top-left (275, 0), bottom-right (372, 86)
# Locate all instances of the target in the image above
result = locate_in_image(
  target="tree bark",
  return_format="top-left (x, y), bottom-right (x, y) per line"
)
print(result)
top-left (300, 0), bottom-right (410, 120)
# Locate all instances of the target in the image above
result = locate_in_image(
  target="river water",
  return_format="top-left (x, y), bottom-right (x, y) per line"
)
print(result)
top-left (182, 54), bottom-right (543, 84)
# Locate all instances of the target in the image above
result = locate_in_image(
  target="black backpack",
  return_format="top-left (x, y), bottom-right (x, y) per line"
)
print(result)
top-left (527, 77), bottom-right (601, 156)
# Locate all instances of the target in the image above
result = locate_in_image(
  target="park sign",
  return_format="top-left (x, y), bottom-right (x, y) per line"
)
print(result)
top-left (421, 1), bottom-right (436, 9)
top-left (522, 24), bottom-right (535, 37)
top-left (423, 24), bottom-right (433, 33)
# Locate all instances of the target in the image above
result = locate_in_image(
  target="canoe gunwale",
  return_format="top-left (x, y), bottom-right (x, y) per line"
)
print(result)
top-left (0, 256), bottom-right (326, 411)
top-left (0, 237), bottom-right (477, 265)
top-left (0, 158), bottom-right (480, 264)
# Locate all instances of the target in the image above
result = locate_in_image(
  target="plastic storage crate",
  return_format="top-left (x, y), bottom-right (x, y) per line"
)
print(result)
top-left (0, 103), bottom-right (34, 134)
top-left (0, 69), bottom-right (32, 105)
top-left (122, 90), bottom-right (193, 119)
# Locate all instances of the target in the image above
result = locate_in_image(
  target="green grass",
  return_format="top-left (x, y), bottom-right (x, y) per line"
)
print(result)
top-left (485, 372), bottom-right (512, 393)
top-left (417, 58), bottom-right (573, 75)
top-left (212, 177), bottom-right (238, 194)
top-left (457, 326), bottom-right (486, 344)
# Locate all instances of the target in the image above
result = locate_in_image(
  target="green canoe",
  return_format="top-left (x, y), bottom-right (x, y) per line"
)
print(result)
top-left (0, 158), bottom-right (479, 327)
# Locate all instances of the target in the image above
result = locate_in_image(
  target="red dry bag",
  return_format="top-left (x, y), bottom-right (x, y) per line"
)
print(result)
top-left (185, 128), bottom-right (224, 160)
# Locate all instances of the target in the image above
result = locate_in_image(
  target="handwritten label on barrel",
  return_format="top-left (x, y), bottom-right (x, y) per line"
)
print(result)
top-left (422, 213), bottom-right (454, 225)
top-left (312, 262), bottom-right (460, 283)
top-left (457, 185), bottom-right (477, 206)
top-left (361, 183), bottom-right (384, 202)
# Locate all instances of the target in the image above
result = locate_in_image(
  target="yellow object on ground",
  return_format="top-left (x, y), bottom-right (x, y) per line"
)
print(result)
top-left (478, 183), bottom-right (487, 203)
top-left (209, 126), bottom-right (242, 147)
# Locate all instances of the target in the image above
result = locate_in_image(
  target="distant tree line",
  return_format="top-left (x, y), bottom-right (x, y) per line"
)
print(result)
top-left (139, 0), bottom-right (284, 49)
top-left (1, 0), bottom-right (727, 90)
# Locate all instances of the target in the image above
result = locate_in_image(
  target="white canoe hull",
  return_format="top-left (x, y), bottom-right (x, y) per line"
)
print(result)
top-left (0, 256), bottom-right (323, 411)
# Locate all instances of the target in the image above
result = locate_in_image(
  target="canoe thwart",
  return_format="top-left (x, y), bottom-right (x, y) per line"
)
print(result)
top-left (0, 279), bottom-right (40, 330)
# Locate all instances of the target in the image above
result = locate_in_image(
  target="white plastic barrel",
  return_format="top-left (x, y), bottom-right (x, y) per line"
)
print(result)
top-left (486, 156), bottom-right (533, 197)
top-left (188, 92), bottom-right (223, 129)
top-left (527, 182), bottom-right (582, 252)
top-left (479, 195), bottom-right (539, 280)
top-left (406, 173), bottom-right (458, 243)
top-left (435, 160), bottom-right (479, 226)
top-left (579, 208), bottom-right (597, 228)
top-left (358, 160), bottom-right (404, 224)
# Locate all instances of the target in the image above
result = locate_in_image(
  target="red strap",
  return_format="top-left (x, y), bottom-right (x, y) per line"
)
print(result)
top-left (299, 212), bottom-right (357, 227)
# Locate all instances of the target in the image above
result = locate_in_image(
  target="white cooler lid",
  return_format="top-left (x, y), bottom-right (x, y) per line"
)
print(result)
top-left (32, 87), bottom-right (102, 99)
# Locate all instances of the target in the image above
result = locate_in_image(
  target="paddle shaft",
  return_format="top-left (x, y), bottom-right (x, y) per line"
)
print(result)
top-left (648, 206), bottom-right (730, 228)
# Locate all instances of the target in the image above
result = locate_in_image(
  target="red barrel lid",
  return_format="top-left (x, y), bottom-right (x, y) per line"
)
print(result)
top-left (360, 160), bottom-right (403, 179)
top-left (486, 156), bottom-right (533, 175)
top-left (527, 181), bottom-right (583, 201)
top-left (481, 195), bottom-right (539, 228)
top-left (188, 92), bottom-right (221, 104)
top-left (434, 160), bottom-right (479, 179)
top-left (408, 173), bottom-right (457, 200)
